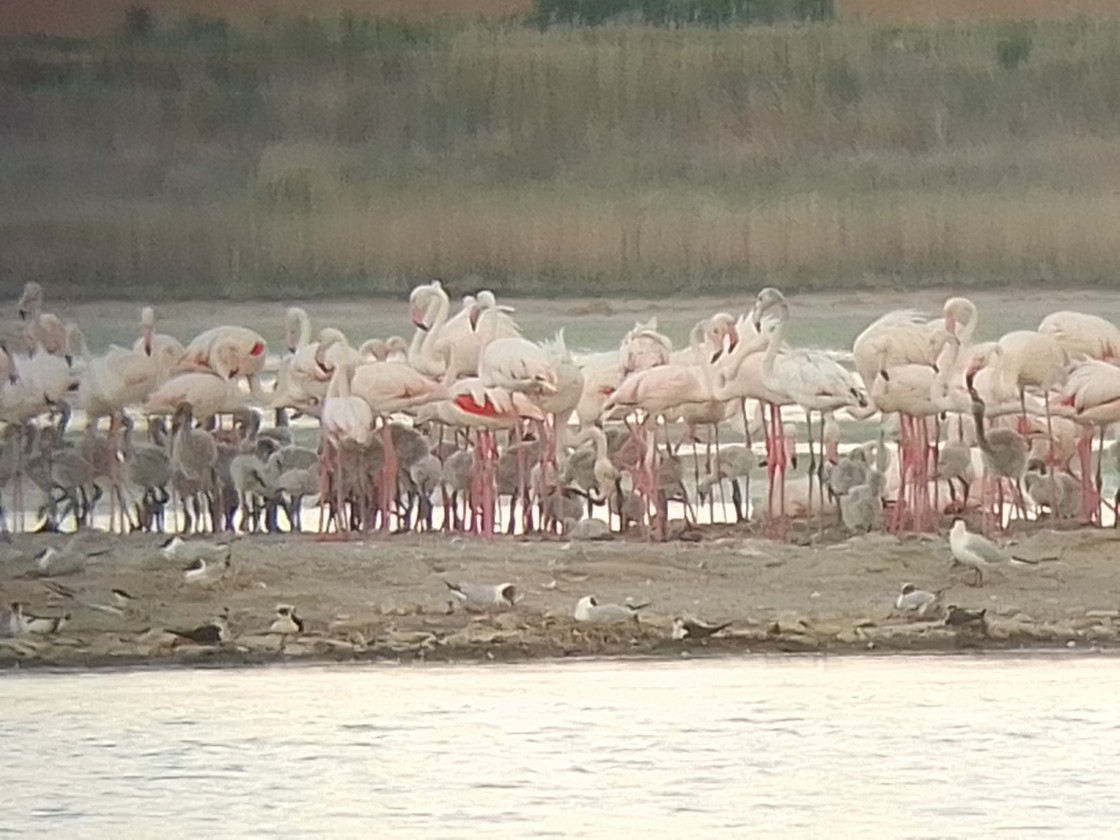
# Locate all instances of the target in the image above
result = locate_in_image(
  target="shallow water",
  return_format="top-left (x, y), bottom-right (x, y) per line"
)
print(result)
top-left (2, 656), bottom-right (1119, 837)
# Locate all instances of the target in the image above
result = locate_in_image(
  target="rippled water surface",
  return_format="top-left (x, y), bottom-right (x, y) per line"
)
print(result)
top-left (3, 657), bottom-right (1119, 837)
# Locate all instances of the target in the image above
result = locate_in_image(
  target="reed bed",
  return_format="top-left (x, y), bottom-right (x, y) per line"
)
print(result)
top-left (3, 18), bottom-right (1120, 298)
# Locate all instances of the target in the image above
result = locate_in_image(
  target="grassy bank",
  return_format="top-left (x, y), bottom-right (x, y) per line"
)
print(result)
top-left (3, 17), bottom-right (1120, 299)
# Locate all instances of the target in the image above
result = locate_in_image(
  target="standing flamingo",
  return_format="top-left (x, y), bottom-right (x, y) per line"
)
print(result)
top-left (320, 360), bottom-right (374, 531)
top-left (750, 288), bottom-right (869, 522)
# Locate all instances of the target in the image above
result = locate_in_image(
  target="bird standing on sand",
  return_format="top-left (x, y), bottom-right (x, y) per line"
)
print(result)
top-left (269, 604), bottom-right (304, 635)
top-left (573, 595), bottom-right (650, 624)
top-left (444, 581), bottom-right (518, 612)
top-left (671, 616), bottom-right (732, 640)
top-left (948, 518), bottom-right (1038, 586)
top-left (894, 583), bottom-right (943, 618)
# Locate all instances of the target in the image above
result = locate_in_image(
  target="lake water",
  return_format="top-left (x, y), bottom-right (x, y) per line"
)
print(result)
top-left (2, 656), bottom-right (1119, 837)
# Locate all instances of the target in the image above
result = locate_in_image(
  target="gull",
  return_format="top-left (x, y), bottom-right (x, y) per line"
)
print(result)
top-left (944, 605), bottom-right (988, 630)
top-left (948, 519), bottom-right (1038, 586)
top-left (269, 604), bottom-right (304, 635)
top-left (671, 616), bottom-right (732, 640)
top-left (183, 556), bottom-right (232, 586)
top-left (111, 588), bottom-right (138, 611)
top-left (32, 540), bottom-right (111, 578)
top-left (161, 535), bottom-right (233, 565)
top-left (41, 580), bottom-right (78, 601)
top-left (573, 595), bottom-right (650, 624)
top-left (444, 581), bottom-right (518, 612)
top-left (894, 583), bottom-right (944, 619)
top-left (21, 605), bottom-right (70, 635)
top-left (169, 610), bottom-right (230, 646)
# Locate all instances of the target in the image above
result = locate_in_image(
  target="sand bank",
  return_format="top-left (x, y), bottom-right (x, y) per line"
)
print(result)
top-left (2, 523), bottom-right (1120, 670)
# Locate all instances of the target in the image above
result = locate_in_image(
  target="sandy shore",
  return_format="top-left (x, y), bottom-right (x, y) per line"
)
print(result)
top-left (3, 520), bottom-right (1120, 670)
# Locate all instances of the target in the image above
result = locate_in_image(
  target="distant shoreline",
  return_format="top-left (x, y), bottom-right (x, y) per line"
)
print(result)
top-left (4, 637), bottom-right (1120, 674)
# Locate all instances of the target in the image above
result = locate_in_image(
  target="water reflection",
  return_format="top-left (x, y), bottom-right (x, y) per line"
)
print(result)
top-left (2, 656), bottom-right (1118, 836)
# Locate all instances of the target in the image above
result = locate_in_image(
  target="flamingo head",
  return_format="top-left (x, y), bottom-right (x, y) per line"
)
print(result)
top-left (468, 302), bottom-right (482, 331)
top-left (751, 287), bottom-right (787, 332)
top-left (410, 302), bottom-right (429, 331)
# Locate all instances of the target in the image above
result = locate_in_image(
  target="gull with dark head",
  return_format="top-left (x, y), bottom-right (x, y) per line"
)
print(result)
top-left (269, 604), bottom-right (304, 635)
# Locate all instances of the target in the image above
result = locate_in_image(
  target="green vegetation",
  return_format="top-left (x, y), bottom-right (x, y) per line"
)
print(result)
top-left (3, 14), bottom-right (1120, 300)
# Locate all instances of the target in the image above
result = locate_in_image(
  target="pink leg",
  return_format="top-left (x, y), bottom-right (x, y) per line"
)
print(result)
top-left (380, 422), bottom-right (397, 533)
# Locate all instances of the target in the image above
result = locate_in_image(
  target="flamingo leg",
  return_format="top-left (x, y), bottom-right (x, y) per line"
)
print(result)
top-left (806, 411), bottom-right (815, 522)
top-left (380, 422), bottom-right (398, 534)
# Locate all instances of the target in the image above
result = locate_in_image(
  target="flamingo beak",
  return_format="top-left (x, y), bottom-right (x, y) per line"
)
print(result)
top-left (143, 325), bottom-right (154, 356)
top-left (750, 307), bottom-right (763, 334)
top-left (468, 305), bottom-right (481, 331)
top-left (726, 326), bottom-right (739, 353)
top-left (945, 314), bottom-right (956, 335)
top-left (410, 306), bottom-right (429, 331)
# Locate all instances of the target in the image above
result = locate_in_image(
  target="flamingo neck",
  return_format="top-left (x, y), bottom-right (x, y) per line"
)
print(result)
top-left (415, 289), bottom-right (450, 373)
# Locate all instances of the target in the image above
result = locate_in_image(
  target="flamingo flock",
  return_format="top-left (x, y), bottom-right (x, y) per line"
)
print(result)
top-left (2, 279), bottom-right (1120, 541)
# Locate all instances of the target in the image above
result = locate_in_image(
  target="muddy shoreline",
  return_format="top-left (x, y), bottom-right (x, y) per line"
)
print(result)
top-left (3, 524), bottom-right (1120, 672)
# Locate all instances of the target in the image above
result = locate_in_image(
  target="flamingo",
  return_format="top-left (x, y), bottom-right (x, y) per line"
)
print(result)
top-left (177, 324), bottom-right (268, 399)
top-left (350, 359), bottom-right (448, 532)
top-left (320, 361), bottom-right (374, 530)
top-left (427, 378), bottom-right (546, 536)
top-left (1054, 358), bottom-right (1120, 524)
top-left (619, 316), bottom-right (673, 376)
top-left (72, 322), bottom-right (181, 422)
top-left (749, 288), bottom-right (869, 522)
top-left (966, 372), bottom-right (1029, 531)
top-left (1038, 310), bottom-right (1120, 363)
top-left (408, 282), bottom-right (519, 381)
top-left (142, 371), bottom-right (247, 422)
top-left (993, 329), bottom-right (1067, 437)
top-left (284, 306), bottom-right (313, 353)
top-left (852, 306), bottom-right (940, 396)
top-left (131, 306), bottom-right (185, 361)
top-left (600, 323), bottom-right (729, 537)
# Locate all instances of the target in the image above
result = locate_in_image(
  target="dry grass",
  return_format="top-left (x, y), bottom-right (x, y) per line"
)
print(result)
top-left (838, 0), bottom-right (1120, 23)
top-left (0, 0), bottom-right (531, 38)
top-left (4, 20), bottom-right (1120, 298)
